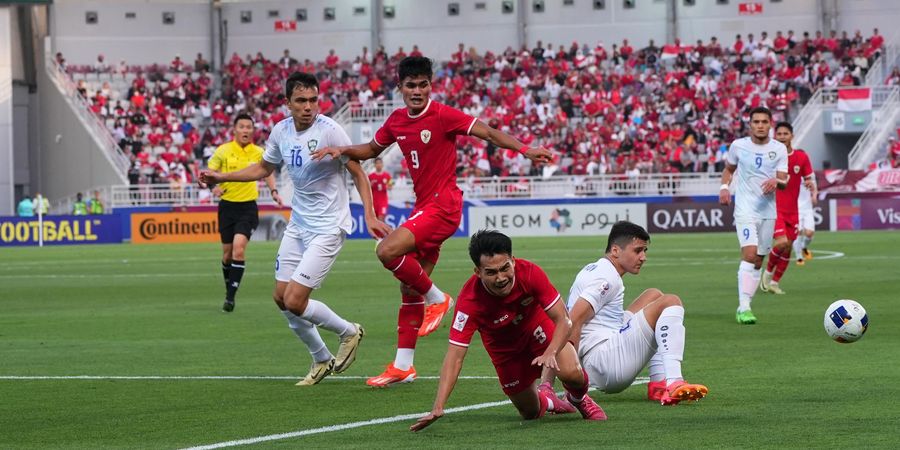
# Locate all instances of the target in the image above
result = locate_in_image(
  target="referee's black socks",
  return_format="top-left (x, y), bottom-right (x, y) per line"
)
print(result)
top-left (226, 260), bottom-right (246, 302)
top-left (222, 261), bottom-right (231, 291)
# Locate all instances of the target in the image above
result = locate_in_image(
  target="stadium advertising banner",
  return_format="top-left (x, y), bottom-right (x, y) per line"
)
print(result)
top-left (131, 212), bottom-right (219, 244)
top-left (348, 203), bottom-right (467, 239)
top-left (467, 203), bottom-right (646, 237)
top-left (835, 197), bottom-right (900, 230)
top-left (648, 201), bottom-right (831, 233)
top-left (0, 215), bottom-right (123, 246)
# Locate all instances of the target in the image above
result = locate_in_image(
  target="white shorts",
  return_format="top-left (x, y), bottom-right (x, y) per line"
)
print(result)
top-left (735, 218), bottom-right (775, 256)
top-left (798, 209), bottom-right (815, 232)
top-left (275, 231), bottom-right (345, 289)
top-left (581, 310), bottom-right (656, 394)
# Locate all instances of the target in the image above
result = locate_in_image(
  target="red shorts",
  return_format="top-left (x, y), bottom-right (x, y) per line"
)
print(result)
top-left (774, 214), bottom-right (799, 241)
top-left (401, 202), bottom-right (462, 266)
top-left (489, 317), bottom-right (555, 396)
top-left (373, 200), bottom-right (388, 218)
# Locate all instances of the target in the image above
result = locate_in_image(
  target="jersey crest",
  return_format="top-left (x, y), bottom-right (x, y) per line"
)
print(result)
top-left (307, 139), bottom-right (318, 152)
top-left (793, 165), bottom-right (801, 174)
top-left (420, 129), bottom-right (431, 144)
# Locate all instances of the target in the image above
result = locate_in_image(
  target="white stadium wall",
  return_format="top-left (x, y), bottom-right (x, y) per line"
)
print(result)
top-left (523, 0), bottom-right (667, 51)
top-left (50, 0), bottom-right (211, 66)
top-left (676, 0), bottom-right (820, 45)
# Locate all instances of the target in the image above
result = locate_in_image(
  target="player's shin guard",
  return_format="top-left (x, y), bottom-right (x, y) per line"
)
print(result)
top-left (221, 261), bottom-right (231, 291)
top-left (226, 260), bottom-right (245, 301)
top-left (562, 367), bottom-right (590, 402)
top-left (772, 247), bottom-right (791, 282)
top-left (283, 310), bottom-right (333, 362)
top-left (657, 305), bottom-right (686, 384)
top-left (299, 299), bottom-right (354, 338)
top-left (397, 294), bottom-right (424, 350)
top-left (384, 254), bottom-right (435, 297)
top-left (737, 261), bottom-right (758, 311)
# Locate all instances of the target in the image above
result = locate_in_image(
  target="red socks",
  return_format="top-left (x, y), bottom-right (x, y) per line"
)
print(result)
top-left (563, 368), bottom-right (590, 401)
top-left (384, 254), bottom-right (434, 296)
top-left (767, 247), bottom-right (792, 282)
top-left (397, 293), bottom-right (424, 349)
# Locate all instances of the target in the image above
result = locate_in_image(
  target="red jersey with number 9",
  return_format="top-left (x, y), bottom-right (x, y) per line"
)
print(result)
top-left (448, 258), bottom-right (562, 359)
top-left (374, 100), bottom-right (476, 209)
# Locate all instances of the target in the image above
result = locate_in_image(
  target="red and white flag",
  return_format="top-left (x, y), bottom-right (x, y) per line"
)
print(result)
top-left (837, 88), bottom-right (872, 112)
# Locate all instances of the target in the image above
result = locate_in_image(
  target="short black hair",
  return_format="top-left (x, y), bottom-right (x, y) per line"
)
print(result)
top-left (233, 112), bottom-right (254, 126)
top-left (468, 230), bottom-right (513, 266)
top-left (749, 106), bottom-right (773, 120)
top-left (605, 221), bottom-right (650, 253)
top-left (398, 56), bottom-right (433, 83)
top-left (285, 72), bottom-right (319, 99)
top-left (775, 121), bottom-right (793, 133)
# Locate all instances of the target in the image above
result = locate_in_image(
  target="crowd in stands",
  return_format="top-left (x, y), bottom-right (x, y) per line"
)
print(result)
top-left (59, 27), bottom-right (886, 185)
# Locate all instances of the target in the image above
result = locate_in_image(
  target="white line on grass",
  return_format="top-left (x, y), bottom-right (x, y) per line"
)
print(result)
top-left (179, 377), bottom-right (650, 450)
top-left (0, 375), bottom-right (498, 381)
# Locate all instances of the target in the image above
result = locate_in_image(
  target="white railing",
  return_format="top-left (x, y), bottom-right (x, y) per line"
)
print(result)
top-left (791, 88), bottom-right (825, 147)
top-left (848, 87), bottom-right (900, 169)
top-left (44, 49), bottom-right (131, 178)
top-left (102, 173), bottom-right (724, 209)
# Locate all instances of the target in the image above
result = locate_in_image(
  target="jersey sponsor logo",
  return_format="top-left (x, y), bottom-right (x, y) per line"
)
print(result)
top-left (307, 139), bottom-right (318, 153)
top-left (420, 129), bottom-right (431, 144)
top-left (502, 379), bottom-right (520, 389)
top-left (493, 313), bottom-right (509, 324)
top-left (452, 311), bottom-right (469, 331)
top-left (397, 135), bottom-right (407, 140)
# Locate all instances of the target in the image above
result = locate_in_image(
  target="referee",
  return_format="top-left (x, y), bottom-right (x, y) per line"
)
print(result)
top-left (207, 113), bottom-right (283, 312)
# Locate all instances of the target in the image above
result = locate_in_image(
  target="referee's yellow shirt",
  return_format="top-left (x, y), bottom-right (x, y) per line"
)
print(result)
top-left (208, 140), bottom-right (265, 202)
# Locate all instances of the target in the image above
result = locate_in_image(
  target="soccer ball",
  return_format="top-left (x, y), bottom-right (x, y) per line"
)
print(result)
top-left (824, 300), bottom-right (869, 343)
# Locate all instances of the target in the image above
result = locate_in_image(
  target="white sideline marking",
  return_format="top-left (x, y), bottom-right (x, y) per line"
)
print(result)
top-left (180, 378), bottom-right (650, 450)
top-left (0, 375), bottom-right (497, 381)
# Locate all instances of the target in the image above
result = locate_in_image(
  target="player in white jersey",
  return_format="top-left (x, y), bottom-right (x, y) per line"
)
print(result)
top-left (539, 221), bottom-right (708, 406)
top-left (794, 180), bottom-right (817, 265)
top-left (719, 107), bottom-right (788, 325)
top-left (201, 72), bottom-right (392, 385)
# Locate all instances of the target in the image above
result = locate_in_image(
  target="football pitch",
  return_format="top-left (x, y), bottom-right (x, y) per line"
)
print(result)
top-left (2, 231), bottom-right (899, 449)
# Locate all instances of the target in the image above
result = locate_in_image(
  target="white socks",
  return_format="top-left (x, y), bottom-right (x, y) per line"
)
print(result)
top-left (792, 237), bottom-right (804, 258)
top-left (282, 310), bottom-right (332, 363)
top-left (656, 305), bottom-right (686, 384)
top-left (394, 348), bottom-right (415, 371)
top-left (647, 353), bottom-right (665, 382)
top-left (300, 299), bottom-right (354, 339)
top-left (738, 261), bottom-right (759, 312)
top-left (424, 284), bottom-right (446, 305)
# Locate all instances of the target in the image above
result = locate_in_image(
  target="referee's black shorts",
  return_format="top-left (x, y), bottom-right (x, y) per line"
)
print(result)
top-left (218, 200), bottom-right (259, 243)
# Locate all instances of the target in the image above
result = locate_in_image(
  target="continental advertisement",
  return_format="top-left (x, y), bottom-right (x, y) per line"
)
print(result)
top-left (0, 215), bottom-right (123, 246)
top-left (131, 212), bottom-right (220, 244)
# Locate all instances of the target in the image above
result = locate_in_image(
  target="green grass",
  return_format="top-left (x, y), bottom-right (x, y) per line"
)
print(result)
top-left (2, 231), bottom-right (899, 449)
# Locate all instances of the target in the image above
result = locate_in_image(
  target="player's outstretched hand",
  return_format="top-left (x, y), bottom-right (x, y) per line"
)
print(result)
top-left (718, 187), bottom-right (731, 205)
top-left (310, 146), bottom-right (342, 162)
top-left (366, 217), bottom-right (393, 240)
top-left (523, 146), bottom-right (554, 165)
top-left (532, 352), bottom-right (559, 370)
top-left (199, 169), bottom-right (221, 189)
top-left (410, 412), bottom-right (443, 432)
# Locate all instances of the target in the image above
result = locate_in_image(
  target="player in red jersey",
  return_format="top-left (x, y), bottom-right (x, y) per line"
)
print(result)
top-left (760, 122), bottom-right (817, 295)
top-left (313, 57), bottom-right (552, 387)
top-left (368, 158), bottom-right (392, 221)
top-left (409, 230), bottom-right (606, 432)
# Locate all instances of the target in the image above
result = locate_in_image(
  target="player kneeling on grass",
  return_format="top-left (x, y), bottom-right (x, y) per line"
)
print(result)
top-left (410, 230), bottom-right (606, 432)
top-left (545, 221), bottom-right (708, 406)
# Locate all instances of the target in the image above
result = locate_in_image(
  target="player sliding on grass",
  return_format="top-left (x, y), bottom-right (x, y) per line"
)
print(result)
top-left (201, 72), bottom-right (390, 386)
top-left (542, 221), bottom-right (708, 406)
top-left (312, 56), bottom-right (552, 387)
top-left (409, 230), bottom-right (606, 432)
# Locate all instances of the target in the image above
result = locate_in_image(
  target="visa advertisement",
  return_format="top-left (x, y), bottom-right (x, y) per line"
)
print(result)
top-left (0, 215), bottom-right (123, 246)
